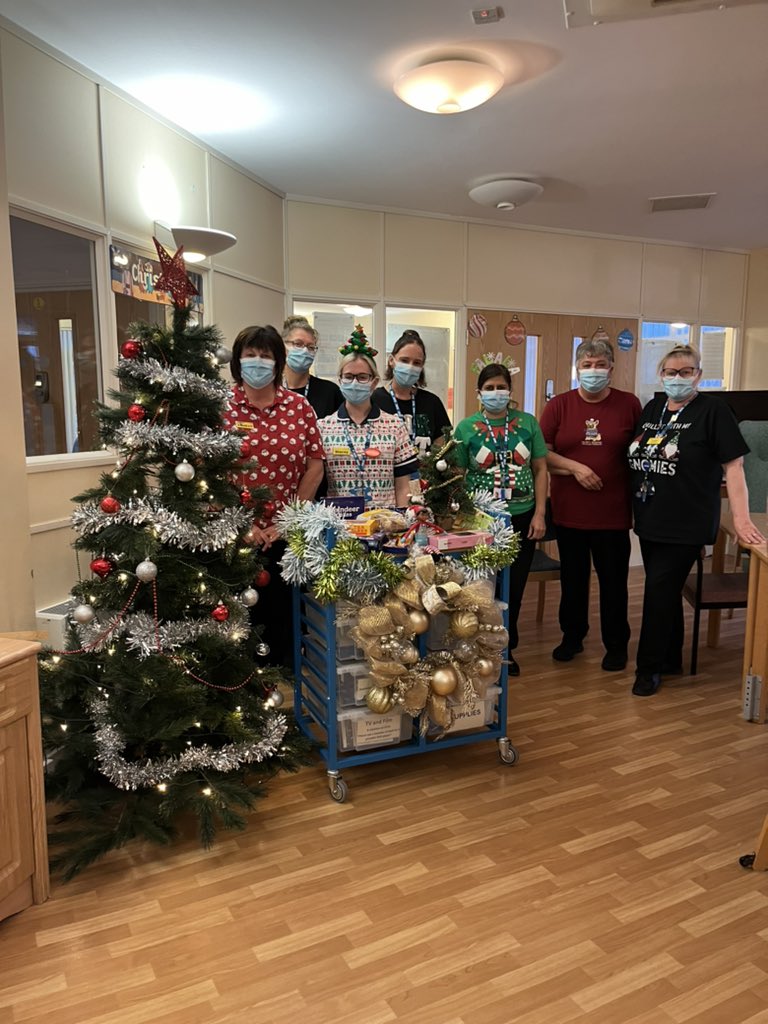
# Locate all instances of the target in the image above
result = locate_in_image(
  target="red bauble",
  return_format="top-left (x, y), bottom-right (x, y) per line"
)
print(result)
top-left (239, 438), bottom-right (252, 458)
top-left (90, 557), bottom-right (114, 579)
top-left (127, 403), bottom-right (146, 422)
top-left (262, 500), bottom-right (277, 520)
top-left (100, 496), bottom-right (121, 514)
top-left (254, 570), bottom-right (271, 588)
top-left (211, 603), bottom-right (230, 622)
top-left (120, 339), bottom-right (142, 359)
top-left (240, 489), bottom-right (253, 507)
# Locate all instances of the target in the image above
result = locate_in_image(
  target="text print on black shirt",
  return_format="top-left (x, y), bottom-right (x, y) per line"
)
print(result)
top-left (628, 413), bottom-right (692, 480)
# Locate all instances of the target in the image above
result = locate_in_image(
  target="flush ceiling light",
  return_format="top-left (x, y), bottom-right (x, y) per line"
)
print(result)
top-left (394, 59), bottom-right (504, 114)
top-left (468, 179), bottom-right (544, 210)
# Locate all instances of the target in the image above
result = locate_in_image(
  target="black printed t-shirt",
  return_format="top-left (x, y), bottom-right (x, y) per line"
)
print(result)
top-left (628, 393), bottom-right (749, 545)
top-left (287, 376), bottom-right (344, 422)
top-left (371, 386), bottom-right (452, 456)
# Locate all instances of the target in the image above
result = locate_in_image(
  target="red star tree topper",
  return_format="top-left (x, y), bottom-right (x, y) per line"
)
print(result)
top-left (152, 237), bottom-right (200, 307)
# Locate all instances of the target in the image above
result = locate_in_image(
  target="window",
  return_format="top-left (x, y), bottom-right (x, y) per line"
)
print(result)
top-left (523, 335), bottom-right (540, 414)
top-left (697, 325), bottom-right (736, 391)
top-left (637, 321), bottom-right (691, 407)
top-left (385, 308), bottom-right (455, 420)
top-left (292, 301), bottom-right (374, 382)
top-left (12, 216), bottom-right (101, 456)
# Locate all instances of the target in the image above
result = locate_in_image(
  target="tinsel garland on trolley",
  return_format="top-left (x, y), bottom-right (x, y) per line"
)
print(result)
top-left (72, 608), bottom-right (251, 659)
top-left (88, 696), bottom-right (288, 789)
top-left (118, 357), bottom-right (230, 401)
top-left (114, 420), bottom-right (242, 459)
top-left (72, 496), bottom-right (252, 551)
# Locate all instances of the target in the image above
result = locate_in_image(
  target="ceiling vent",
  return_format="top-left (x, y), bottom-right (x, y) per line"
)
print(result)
top-left (649, 193), bottom-right (715, 212)
top-left (564, 0), bottom-right (767, 29)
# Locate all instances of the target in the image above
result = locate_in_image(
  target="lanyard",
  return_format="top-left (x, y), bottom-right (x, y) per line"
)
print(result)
top-left (480, 409), bottom-right (512, 487)
top-left (636, 402), bottom-right (685, 503)
top-left (285, 377), bottom-right (310, 399)
top-left (389, 385), bottom-right (417, 441)
top-left (342, 419), bottom-right (374, 500)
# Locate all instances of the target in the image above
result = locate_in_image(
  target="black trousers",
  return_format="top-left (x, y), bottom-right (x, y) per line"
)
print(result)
top-left (249, 540), bottom-right (293, 669)
top-left (508, 507), bottom-right (538, 651)
top-left (554, 526), bottom-right (632, 655)
top-left (636, 538), bottom-right (700, 676)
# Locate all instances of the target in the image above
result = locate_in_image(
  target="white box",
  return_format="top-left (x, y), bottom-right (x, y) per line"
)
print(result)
top-left (336, 706), bottom-right (413, 751)
top-left (36, 601), bottom-right (71, 648)
top-left (304, 601), bottom-right (365, 662)
top-left (444, 686), bottom-right (501, 734)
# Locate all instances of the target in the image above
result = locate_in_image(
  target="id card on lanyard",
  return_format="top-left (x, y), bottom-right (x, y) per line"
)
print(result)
top-left (343, 421), bottom-right (376, 503)
top-left (481, 410), bottom-right (513, 500)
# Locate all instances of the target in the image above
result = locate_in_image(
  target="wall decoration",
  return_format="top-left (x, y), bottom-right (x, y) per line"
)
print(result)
top-left (468, 313), bottom-right (488, 338)
top-left (591, 325), bottom-right (610, 343)
top-left (617, 329), bottom-right (635, 352)
top-left (503, 316), bottom-right (526, 346)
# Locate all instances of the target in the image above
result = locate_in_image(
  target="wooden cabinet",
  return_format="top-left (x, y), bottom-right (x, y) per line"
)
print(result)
top-left (0, 639), bottom-right (49, 920)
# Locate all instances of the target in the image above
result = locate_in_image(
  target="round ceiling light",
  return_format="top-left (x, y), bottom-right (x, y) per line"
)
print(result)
top-left (394, 59), bottom-right (504, 114)
top-left (468, 179), bottom-right (544, 210)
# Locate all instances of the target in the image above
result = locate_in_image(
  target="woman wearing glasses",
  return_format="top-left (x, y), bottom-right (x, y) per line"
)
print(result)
top-left (628, 344), bottom-right (765, 696)
top-left (318, 327), bottom-right (419, 507)
top-left (372, 329), bottom-right (451, 457)
top-left (281, 315), bottom-right (343, 420)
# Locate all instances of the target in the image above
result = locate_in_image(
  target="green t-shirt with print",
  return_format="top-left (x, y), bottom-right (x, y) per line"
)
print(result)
top-left (453, 408), bottom-right (547, 516)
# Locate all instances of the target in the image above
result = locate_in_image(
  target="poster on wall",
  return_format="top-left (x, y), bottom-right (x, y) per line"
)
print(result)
top-left (110, 245), bottom-right (203, 315)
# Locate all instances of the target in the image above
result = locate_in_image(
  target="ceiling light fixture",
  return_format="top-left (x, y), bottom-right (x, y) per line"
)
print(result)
top-left (468, 179), bottom-right (544, 210)
top-left (154, 222), bottom-right (237, 263)
top-left (394, 59), bottom-right (504, 114)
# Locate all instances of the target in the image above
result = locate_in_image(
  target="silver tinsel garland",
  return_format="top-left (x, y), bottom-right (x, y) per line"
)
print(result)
top-left (72, 496), bottom-right (252, 551)
top-left (276, 501), bottom-right (348, 585)
top-left (114, 421), bottom-right (242, 459)
top-left (119, 357), bottom-right (229, 402)
top-left (460, 519), bottom-right (520, 582)
top-left (72, 608), bottom-right (251, 658)
top-left (469, 489), bottom-right (509, 516)
top-left (88, 695), bottom-right (288, 789)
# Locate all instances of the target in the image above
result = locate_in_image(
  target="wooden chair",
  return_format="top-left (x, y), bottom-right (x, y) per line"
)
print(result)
top-left (682, 552), bottom-right (748, 674)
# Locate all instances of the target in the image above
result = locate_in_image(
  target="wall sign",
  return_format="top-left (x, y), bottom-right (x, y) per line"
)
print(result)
top-left (110, 245), bottom-right (203, 313)
top-left (617, 329), bottom-right (635, 352)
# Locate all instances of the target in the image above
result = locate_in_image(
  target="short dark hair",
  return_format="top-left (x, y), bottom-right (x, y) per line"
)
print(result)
top-left (231, 325), bottom-right (285, 385)
top-left (477, 363), bottom-right (512, 390)
top-left (384, 329), bottom-right (427, 386)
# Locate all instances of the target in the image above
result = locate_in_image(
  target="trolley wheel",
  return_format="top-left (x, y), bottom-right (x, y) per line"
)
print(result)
top-left (328, 775), bottom-right (349, 803)
top-left (739, 852), bottom-right (756, 870)
top-left (498, 737), bottom-right (519, 766)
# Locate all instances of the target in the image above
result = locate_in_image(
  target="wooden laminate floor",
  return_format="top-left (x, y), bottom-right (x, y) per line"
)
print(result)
top-left (2, 566), bottom-right (768, 1024)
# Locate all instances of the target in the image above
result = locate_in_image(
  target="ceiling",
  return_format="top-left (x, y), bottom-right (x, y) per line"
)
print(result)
top-left (1, 0), bottom-right (767, 250)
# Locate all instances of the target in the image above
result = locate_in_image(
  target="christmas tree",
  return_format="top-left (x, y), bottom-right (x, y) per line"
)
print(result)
top-left (40, 243), bottom-right (309, 880)
top-left (420, 430), bottom-right (474, 526)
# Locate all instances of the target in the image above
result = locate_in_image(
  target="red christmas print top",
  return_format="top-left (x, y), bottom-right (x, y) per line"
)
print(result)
top-left (222, 384), bottom-right (325, 509)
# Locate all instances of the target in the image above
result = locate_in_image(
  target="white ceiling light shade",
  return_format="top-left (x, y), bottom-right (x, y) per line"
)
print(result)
top-left (394, 59), bottom-right (504, 114)
top-left (468, 179), bottom-right (544, 210)
top-left (169, 226), bottom-right (237, 263)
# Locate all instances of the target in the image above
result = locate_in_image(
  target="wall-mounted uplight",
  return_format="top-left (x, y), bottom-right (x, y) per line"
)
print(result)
top-left (154, 222), bottom-right (237, 263)
top-left (394, 59), bottom-right (504, 114)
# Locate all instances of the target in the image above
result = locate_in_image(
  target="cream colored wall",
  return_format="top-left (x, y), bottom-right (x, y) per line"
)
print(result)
top-left (742, 251), bottom-right (768, 389)
top-left (0, 27), bottom-right (286, 612)
top-left (0, 61), bottom-right (35, 630)
top-left (287, 201), bottom-right (748, 332)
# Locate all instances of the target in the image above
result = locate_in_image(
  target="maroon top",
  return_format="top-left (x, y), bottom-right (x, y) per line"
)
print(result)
top-left (539, 387), bottom-right (642, 530)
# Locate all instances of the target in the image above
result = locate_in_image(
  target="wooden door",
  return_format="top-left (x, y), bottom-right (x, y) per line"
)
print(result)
top-left (0, 717), bottom-right (35, 918)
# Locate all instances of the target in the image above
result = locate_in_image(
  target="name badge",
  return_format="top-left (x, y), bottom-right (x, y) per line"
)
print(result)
top-left (646, 436), bottom-right (663, 446)
top-left (234, 421), bottom-right (253, 432)
top-left (332, 445), bottom-right (351, 456)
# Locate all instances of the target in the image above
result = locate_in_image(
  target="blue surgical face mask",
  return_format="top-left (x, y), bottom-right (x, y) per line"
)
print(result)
top-left (240, 356), bottom-right (275, 389)
top-left (480, 390), bottom-right (510, 413)
top-left (340, 380), bottom-right (372, 405)
top-left (579, 369), bottom-right (610, 394)
top-left (392, 361), bottom-right (422, 388)
top-left (286, 347), bottom-right (315, 373)
top-left (662, 376), bottom-right (697, 402)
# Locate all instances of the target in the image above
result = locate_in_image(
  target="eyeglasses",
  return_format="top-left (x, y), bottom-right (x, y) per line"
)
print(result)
top-left (286, 341), bottom-right (318, 354)
top-left (661, 367), bottom-right (698, 379)
top-left (340, 372), bottom-right (374, 384)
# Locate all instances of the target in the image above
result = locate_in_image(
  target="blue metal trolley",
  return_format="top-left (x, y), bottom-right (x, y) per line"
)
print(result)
top-left (292, 557), bottom-right (518, 802)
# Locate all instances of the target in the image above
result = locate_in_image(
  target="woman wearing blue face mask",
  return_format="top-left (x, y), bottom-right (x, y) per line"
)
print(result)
top-left (628, 344), bottom-right (764, 696)
top-left (223, 324), bottom-right (326, 666)
top-left (281, 315), bottom-right (343, 420)
top-left (318, 326), bottom-right (418, 507)
top-left (371, 330), bottom-right (451, 458)
top-left (453, 362), bottom-right (549, 676)
top-left (539, 339), bottom-right (642, 672)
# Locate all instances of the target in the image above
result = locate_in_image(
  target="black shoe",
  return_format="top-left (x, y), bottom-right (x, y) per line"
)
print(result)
top-left (508, 655), bottom-right (520, 677)
top-left (632, 673), bottom-right (661, 697)
top-left (602, 650), bottom-right (628, 672)
top-left (552, 640), bottom-right (584, 662)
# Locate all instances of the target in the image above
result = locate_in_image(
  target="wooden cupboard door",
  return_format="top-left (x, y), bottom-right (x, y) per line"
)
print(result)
top-left (0, 717), bottom-right (34, 906)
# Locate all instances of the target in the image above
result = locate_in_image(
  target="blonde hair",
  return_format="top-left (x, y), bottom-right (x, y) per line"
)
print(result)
top-left (282, 315), bottom-right (318, 343)
top-left (339, 351), bottom-right (378, 377)
top-left (657, 344), bottom-right (701, 375)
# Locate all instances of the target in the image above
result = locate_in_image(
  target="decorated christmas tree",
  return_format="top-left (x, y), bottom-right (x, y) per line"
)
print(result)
top-left (40, 242), bottom-right (309, 880)
top-left (420, 430), bottom-right (475, 526)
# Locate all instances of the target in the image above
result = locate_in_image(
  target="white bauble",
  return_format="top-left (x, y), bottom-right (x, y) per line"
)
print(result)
top-left (136, 560), bottom-right (158, 582)
top-left (241, 588), bottom-right (259, 607)
top-left (215, 346), bottom-right (233, 364)
top-left (174, 460), bottom-right (196, 482)
top-left (72, 603), bottom-right (95, 624)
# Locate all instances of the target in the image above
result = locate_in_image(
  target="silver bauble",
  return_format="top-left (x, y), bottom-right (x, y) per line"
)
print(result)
top-left (256, 643), bottom-right (270, 657)
top-left (72, 603), bottom-right (95, 624)
top-left (174, 460), bottom-right (196, 482)
top-left (435, 459), bottom-right (448, 472)
top-left (215, 346), bottom-right (233, 364)
top-left (450, 501), bottom-right (460, 512)
top-left (241, 588), bottom-right (259, 607)
top-left (267, 688), bottom-right (285, 708)
top-left (136, 559), bottom-right (158, 582)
